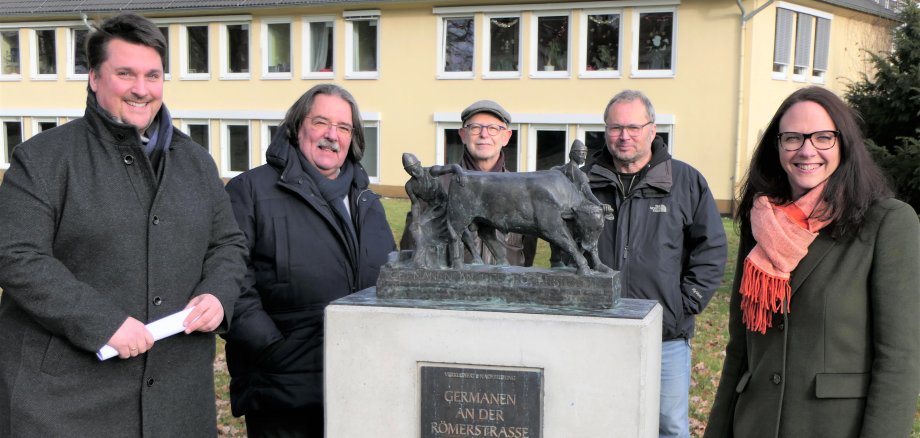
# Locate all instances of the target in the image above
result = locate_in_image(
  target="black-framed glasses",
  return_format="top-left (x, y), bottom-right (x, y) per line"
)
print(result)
top-left (605, 121), bottom-right (653, 137)
top-left (464, 123), bottom-right (507, 136)
top-left (777, 130), bottom-right (839, 151)
top-left (309, 116), bottom-right (354, 137)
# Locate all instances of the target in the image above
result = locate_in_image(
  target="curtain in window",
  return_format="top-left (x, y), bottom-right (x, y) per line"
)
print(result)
top-left (773, 8), bottom-right (794, 66)
top-left (813, 18), bottom-right (830, 72)
top-left (310, 23), bottom-right (330, 72)
top-left (794, 14), bottom-right (813, 70)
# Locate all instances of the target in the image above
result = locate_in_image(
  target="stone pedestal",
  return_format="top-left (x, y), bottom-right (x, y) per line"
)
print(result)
top-left (325, 288), bottom-right (662, 437)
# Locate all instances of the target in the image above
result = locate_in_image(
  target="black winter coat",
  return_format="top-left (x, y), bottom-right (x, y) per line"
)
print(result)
top-left (585, 139), bottom-right (727, 341)
top-left (223, 131), bottom-right (396, 415)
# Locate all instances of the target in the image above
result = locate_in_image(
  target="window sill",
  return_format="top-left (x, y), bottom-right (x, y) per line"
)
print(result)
top-left (180, 73), bottom-right (211, 81)
top-left (579, 70), bottom-right (621, 79)
top-left (261, 72), bottom-right (292, 80)
top-left (345, 71), bottom-right (380, 80)
top-left (303, 72), bottom-right (335, 80)
top-left (437, 72), bottom-right (475, 80)
top-left (482, 71), bottom-right (521, 80)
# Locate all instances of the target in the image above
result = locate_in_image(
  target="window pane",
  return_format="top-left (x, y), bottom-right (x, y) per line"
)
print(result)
top-left (37, 29), bottom-right (56, 75)
top-left (308, 21), bottom-right (334, 72)
top-left (505, 130), bottom-right (519, 172)
top-left (158, 27), bottom-right (170, 74)
top-left (227, 24), bottom-right (249, 73)
top-left (352, 20), bottom-right (378, 72)
top-left (228, 125), bottom-right (249, 172)
top-left (187, 26), bottom-right (209, 74)
top-left (73, 29), bottom-right (88, 74)
top-left (38, 121), bottom-right (57, 132)
top-left (536, 130), bottom-right (565, 170)
top-left (444, 17), bottom-right (473, 72)
top-left (188, 124), bottom-right (209, 149)
top-left (1, 30), bottom-right (19, 75)
top-left (267, 23), bottom-right (290, 73)
top-left (586, 14), bottom-right (619, 71)
top-left (585, 131), bottom-right (606, 157)
top-left (360, 126), bottom-right (379, 178)
top-left (637, 12), bottom-right (673, 71)
top-left (4, 121), bottom-right (22, 162)
top-left (537, 16), bottom-right (568, 71)
top-left (489, 17), bottom-right (519, 72)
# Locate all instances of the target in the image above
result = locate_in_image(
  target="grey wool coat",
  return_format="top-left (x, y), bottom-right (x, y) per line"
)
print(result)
top-left (705, 198), bottom-right (920, 438)
top-left (0, 93), bottom-right (247, 437)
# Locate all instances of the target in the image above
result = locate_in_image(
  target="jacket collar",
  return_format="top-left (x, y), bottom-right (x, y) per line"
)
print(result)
top-left (587, 137), bottom-right (672, 195)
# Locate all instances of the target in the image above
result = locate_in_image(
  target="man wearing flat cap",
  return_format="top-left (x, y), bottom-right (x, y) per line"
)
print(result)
top-left (400, 99), bottom-right (536, 266)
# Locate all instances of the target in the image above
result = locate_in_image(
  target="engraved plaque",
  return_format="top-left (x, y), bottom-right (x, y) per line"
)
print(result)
top-left (420, 365), bottom-right (542, 438)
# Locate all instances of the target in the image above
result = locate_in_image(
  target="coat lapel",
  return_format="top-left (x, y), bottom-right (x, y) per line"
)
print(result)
top-left (790, 231), bottom-right (837, 295)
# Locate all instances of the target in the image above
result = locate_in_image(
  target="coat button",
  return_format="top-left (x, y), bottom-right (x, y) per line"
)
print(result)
top-left (771, 373), bottom-right (782, 385)
top-left (116, 133), bottom-right (126, 141)
top-left (146, 378), bottom-right (155, 387)
top-left (153, 296), bottom-right (162, 306)
top-left (152, 215), bottom-right (160, 225)
top-left (124, 155), bottom-right (134, 165)
top-left (778, 322), bottom-right (785, 331)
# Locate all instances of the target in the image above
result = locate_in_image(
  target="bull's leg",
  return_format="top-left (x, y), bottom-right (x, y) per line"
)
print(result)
top-left (587, 249), bottom-right (612, 273)
top-left (542, 225), bottom-right (591, 275)
top-left (446, 217), bottom-right (468, 269)
top-left (461, 227), bottom-right (484, 265)
top-left (479, 225), bottom-right (509, 265)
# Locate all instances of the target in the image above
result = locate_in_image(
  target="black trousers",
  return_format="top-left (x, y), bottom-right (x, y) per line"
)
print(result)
top-left (245, 404), bottom-right (323, 438)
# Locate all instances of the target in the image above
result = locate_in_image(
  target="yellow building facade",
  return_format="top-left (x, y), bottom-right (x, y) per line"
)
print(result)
top-left (0, 0), bottom-right (897, 211)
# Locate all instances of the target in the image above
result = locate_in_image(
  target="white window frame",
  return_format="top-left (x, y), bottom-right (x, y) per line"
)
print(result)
top-left (530, 11), bottom-right (571, 79)
top-left (435, 121), bottom-right (462, 165)
top-left (302, 16), bottom-right (336, 80)
top-left (260, 120), bottom-right (281, 164)
top-left (180, 23), bottom-right (211, 80)
top-left (30, 28), bottom-right (57, 81)
top-left (579, 9), bottom-right (623, 79)
top-left (219, 22), bottom-right (251, 80)
top-left (220, 120), bottom-right (251, 178)
top-left (31, 117), bottom-right (58, 137)
top-left (772, 8), bottom-right (794, 80)
top-left (630, 7), bottom-right (678, 79)
top-left (772, 3), bottom-right (833, 83)
top-left (181, 119), bottom-right (211, 152)
top-left (261, 17), bottom-right (293, 80)
top-left (66, 27), bottom-right (89, 80)
top-left (1, 117), bottom-right (24, 169)
top-left (483, 13), bottom-right (522, 79)
top-left (0, 28), bottom-right (22, 81)
top-left (344, 10), bottom-right (381, 80)
top-left (437, 14), bottom-right (476, 80)
top-left (527, 124), bottom-right (568, 171)
top-left (810, 17), bottom-right (831, 84)
top-left (157, 25), bottom-right (172, 81)
top-left (361, 121), bottom-right (381, 183)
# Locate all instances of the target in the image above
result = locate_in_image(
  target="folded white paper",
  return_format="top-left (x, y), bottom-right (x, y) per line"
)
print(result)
top-left (97, 307), bottom-right (195, 361)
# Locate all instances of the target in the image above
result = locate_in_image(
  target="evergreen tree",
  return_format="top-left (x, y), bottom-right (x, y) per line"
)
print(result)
top-left (846, 1), bottom-right (920, 211)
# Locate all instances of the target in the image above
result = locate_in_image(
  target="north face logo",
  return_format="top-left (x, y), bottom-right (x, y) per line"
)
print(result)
top-left (650, 204), bottom-right (668, 213)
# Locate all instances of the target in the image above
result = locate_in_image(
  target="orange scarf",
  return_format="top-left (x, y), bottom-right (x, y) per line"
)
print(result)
top-left (740, 183), bottom-right (831, 334)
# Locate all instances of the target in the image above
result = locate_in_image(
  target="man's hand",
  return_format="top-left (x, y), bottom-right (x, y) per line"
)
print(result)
top-left (107, 317), bottom-right (155, 359)
top-left (183, 294), bottom-right (224, 334)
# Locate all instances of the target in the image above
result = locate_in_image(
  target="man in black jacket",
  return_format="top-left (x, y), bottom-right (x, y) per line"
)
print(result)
top-left (223, 84), bottom-right (396, 437)
top-left (584, 90), bottom-right (727, 438)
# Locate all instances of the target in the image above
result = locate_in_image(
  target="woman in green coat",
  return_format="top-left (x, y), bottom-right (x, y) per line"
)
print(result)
top-left (705, 86), bottom-right (919, 437)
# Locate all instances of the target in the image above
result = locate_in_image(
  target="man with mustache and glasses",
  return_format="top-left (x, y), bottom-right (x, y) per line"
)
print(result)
top-left (582, 89), bottom-right (727, 438)
top-left (0, 13), bottom-right (247, 436)
top-left (400, 100), bottom-right (537, 267)
top-left (222, 84), bottom-right (396, 437)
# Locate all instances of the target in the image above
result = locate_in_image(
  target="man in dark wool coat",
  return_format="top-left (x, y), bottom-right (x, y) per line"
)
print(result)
top-left (0, 13), bottom-right (247, 436)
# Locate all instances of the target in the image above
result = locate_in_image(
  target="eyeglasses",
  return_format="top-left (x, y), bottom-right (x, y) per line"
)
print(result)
top-left (464, 123), bottom-right (507, 137)
top-left (776, 130), bottom-right (839, 151)
top-left (309, 116), bottom-right (354, 137)
top-left (605, 121), bottom-right (653, 137)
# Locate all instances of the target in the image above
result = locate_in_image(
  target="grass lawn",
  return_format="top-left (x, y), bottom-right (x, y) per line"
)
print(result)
top-left (205, 197), bottom-right (918, 437)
